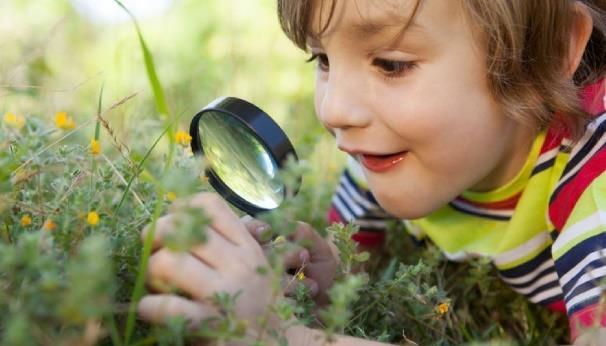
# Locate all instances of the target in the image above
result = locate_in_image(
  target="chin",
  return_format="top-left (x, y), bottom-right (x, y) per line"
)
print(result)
top-left (374, 192), bottom-right (445, 220)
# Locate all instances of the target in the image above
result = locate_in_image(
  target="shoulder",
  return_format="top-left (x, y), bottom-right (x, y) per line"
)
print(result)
top-left (548, 79), bottom-right (606, 231)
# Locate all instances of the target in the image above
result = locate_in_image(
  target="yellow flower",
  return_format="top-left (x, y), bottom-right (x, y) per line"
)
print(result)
top-left (90, 139), bottom-right (101, 156)
top-left (87, 211), bottom-right (99, 226)
top-left (165, 192), bottom-right (177, 202)
top-left (175, 130), bottom-right (192, 147)
top-left (273, 235), bottom-right (287, 245)
top-left (296, 272), bottom-right (306, 281)
top-left (43, 219), bottom-right (57, 231)
top-left (21, 214), bottom-right (32, 227)
top-left (4, 112), bottom-right (25, 129)
top-left (54, 111), bottom-right (75, 130)
top-left (435, 302), bottom-right (450, 315)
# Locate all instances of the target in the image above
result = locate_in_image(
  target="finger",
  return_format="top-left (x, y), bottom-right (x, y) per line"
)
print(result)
top-left (241, 216), bottom-right (272, 244)
top-left (189, 226), bottom-right (240, 269)
top-left (174, 193), bottom-right (251, 246)
top-left (283, 247), bottom-right (310, 269)
top-left (141, 214), bottom-right (178, 251)
top-left (291, 222), bottom-right (335, 259)
top-left (148, 249), bottom-right (220, 300)
top-left (282, 274), bottom-right (318, 297)
top-left (138, 294), bottom-right (220, 329)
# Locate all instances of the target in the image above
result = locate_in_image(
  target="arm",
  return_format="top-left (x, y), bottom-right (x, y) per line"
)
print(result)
top-left (549, 124), bottom-right (606, 342)
top-left (285, 325), bottom-right (393, 346)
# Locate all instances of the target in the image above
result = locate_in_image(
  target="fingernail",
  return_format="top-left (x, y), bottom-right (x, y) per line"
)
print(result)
top-left (256, 225), bottom-right (270, 236)
top-left (299, 250), bottom-right (310, 263)
top-left (309, 281), bottom-right (319, 295)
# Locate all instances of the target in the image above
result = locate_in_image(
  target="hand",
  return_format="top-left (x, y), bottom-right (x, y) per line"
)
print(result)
top-left (137, 193), bottom-right (282, 335)
top-left (244, 219), bottom-right (339, 307)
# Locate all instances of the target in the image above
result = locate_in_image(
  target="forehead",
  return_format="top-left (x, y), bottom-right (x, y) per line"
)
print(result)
top-left (308, 0), bottom-right (421, 43)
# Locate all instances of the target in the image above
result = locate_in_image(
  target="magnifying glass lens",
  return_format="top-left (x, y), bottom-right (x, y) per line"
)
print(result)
top-left (198, 111), bottom-right (284, 209)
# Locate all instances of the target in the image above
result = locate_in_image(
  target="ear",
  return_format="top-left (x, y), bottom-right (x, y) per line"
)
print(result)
top-left (565, 1), bottom-right (594, 78)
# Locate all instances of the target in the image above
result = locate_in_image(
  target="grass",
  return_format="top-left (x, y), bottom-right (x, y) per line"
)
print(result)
top-left (0, 1), bottom-right (575, 345)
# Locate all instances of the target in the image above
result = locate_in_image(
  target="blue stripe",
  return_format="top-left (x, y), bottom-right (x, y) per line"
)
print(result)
top-left (527, 281), bottom-right (562, 302)
top-left (554, 233), bottom-right (606, 281)
top-left (550, 139), bottom-right (606, 205)
top-left (333, 192), bottom-right (357, 220)
top-left (506, 267), bottom-right (556, 290)
top-left (560, 116), bottom-right (606, 178)
top-left (336, 184), bottom-right (370, 216)
top-left (448, 202), bottom-right (511, 221)
top-left (565, 276), bottom-right (606, 304)
top-left (561, 259), bottom-right (606, 294)
top-left (540, 295), bottom-right (563, 307)
top-left (343, 169), bottom-right (378, 203)
top-left (568, 291), bottom-right (602, 315)
top-left (531, 157), bottom-right (555, 176)
top-left (499, 246), bottom-right (552, 279)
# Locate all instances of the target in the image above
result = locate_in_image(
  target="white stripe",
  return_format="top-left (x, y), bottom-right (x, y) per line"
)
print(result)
top-left (336, 187), bottom-right (364, 217)
top-left (557, 113), bottom-right (606, 185)
top-left (451, 200), bottom-right (513, 218)
top-left (443, 250), bottom-right (479, 262)
top-left (552, 211), bottom-right (606, 253)
top-left (508, 271), bottom-right (560, 295)
top-left (534, 147), bottom-right (559, 167)
top-left (560, 249), bottom-right (606, 286)
top-left (333, 194), bottom-right (354, 221)
top-left (559, 134), bottom-right (606, 184)
top-left (355, 219), bottom-right (388, 229)
top-left (568, 112), bottom-right (606, 159)
top-left (566, 286), bottom-right (602, 311)
top-left (564, 266), bottom-right (606, 300)
top-left (499, 259), bottom-right (555, 285)
top-left (340, 176), bottom-right (380, 211)
top-left (494, 231), bottom-right (551, 266)
top-left (529, 285), bottom-right (563, 304)
top-left (403, 220), bottom-right (424, 238)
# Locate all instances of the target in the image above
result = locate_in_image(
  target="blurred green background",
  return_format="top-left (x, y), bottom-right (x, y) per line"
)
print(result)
top-left (0, 0), bottom-right (344, 196)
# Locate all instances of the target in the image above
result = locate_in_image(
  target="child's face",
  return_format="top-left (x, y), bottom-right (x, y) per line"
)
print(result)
top-left (309, 0), bottom-right (534, 219)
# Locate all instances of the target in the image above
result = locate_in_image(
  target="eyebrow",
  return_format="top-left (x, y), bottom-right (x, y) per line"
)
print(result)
top-left (306, 2), bottom-right (426, 48)
top-left (352, 21), bottom-right (420, 41)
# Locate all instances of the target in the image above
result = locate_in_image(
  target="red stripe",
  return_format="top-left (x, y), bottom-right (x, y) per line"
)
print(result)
top-left (327, 206), bottom-right (385, 246)
top-left (569, 303), bottom-right (606, 341)
top-left (549, 150), bottom-right (606, 230)
top-left (327, 205), bottom-right (343, 225)
top-left (541, 123), bottom-right (566, 153)
top-left (351, 231), bottom-right (385, 247)
top-left (547, 299), bottom-right (567, 314)
top-left (456, 192), bottom-right (521, 210)
top-left (581, 79), bottom-right (605, 115)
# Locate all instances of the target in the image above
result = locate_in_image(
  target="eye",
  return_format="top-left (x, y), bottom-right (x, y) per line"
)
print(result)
top-left (306, 53), bottom-right (330, 72)
top-left (372, 58), bottom-right (416, 78)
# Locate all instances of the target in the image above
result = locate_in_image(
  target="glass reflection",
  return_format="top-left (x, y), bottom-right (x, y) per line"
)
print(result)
top-left (199, 111), bottom-right (284, 209)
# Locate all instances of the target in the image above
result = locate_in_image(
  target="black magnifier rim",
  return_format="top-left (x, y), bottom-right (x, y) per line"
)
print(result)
top-left (189, 96), bottom-right (300, 215)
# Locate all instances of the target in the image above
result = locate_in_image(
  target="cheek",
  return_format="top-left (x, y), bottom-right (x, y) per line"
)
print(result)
top-left (313, 79), bottom-right (325, 121)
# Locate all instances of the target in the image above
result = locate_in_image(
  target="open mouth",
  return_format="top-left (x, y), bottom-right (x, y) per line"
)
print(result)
top-left (359, 151), bottom-right (407, 173)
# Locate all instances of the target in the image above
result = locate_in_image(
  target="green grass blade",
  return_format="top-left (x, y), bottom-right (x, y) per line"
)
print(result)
top-left (113, 0), bottom-right (176, 171)
top-left (112, 121), bottom-right (171, 216)
top-left (123, 189), bottom-right (164, 344)
top-left (91, 84), bottom-right (104, 193)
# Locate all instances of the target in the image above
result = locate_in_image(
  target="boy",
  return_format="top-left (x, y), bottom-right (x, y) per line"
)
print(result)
top-left (138, 0), bottom-right (606, 344)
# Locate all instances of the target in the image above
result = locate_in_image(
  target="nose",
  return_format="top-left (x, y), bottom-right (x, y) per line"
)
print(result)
top-left (317, 69), bottom-right (370, 131)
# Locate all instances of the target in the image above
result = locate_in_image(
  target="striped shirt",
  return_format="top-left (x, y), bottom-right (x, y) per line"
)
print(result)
top-left (328, 79), bottom-right (606, 340)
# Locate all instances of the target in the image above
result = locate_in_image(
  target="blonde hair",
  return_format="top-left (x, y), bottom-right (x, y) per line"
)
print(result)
top-left (277, 0), bottom-right (606, 140)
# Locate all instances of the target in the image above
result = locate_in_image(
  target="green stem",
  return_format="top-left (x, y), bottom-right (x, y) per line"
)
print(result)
top-left (124, 186), bottom-right (164, 344)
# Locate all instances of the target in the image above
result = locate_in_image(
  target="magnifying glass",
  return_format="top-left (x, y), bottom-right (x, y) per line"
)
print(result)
top-left (189, 97), bottom-right (300, 215)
